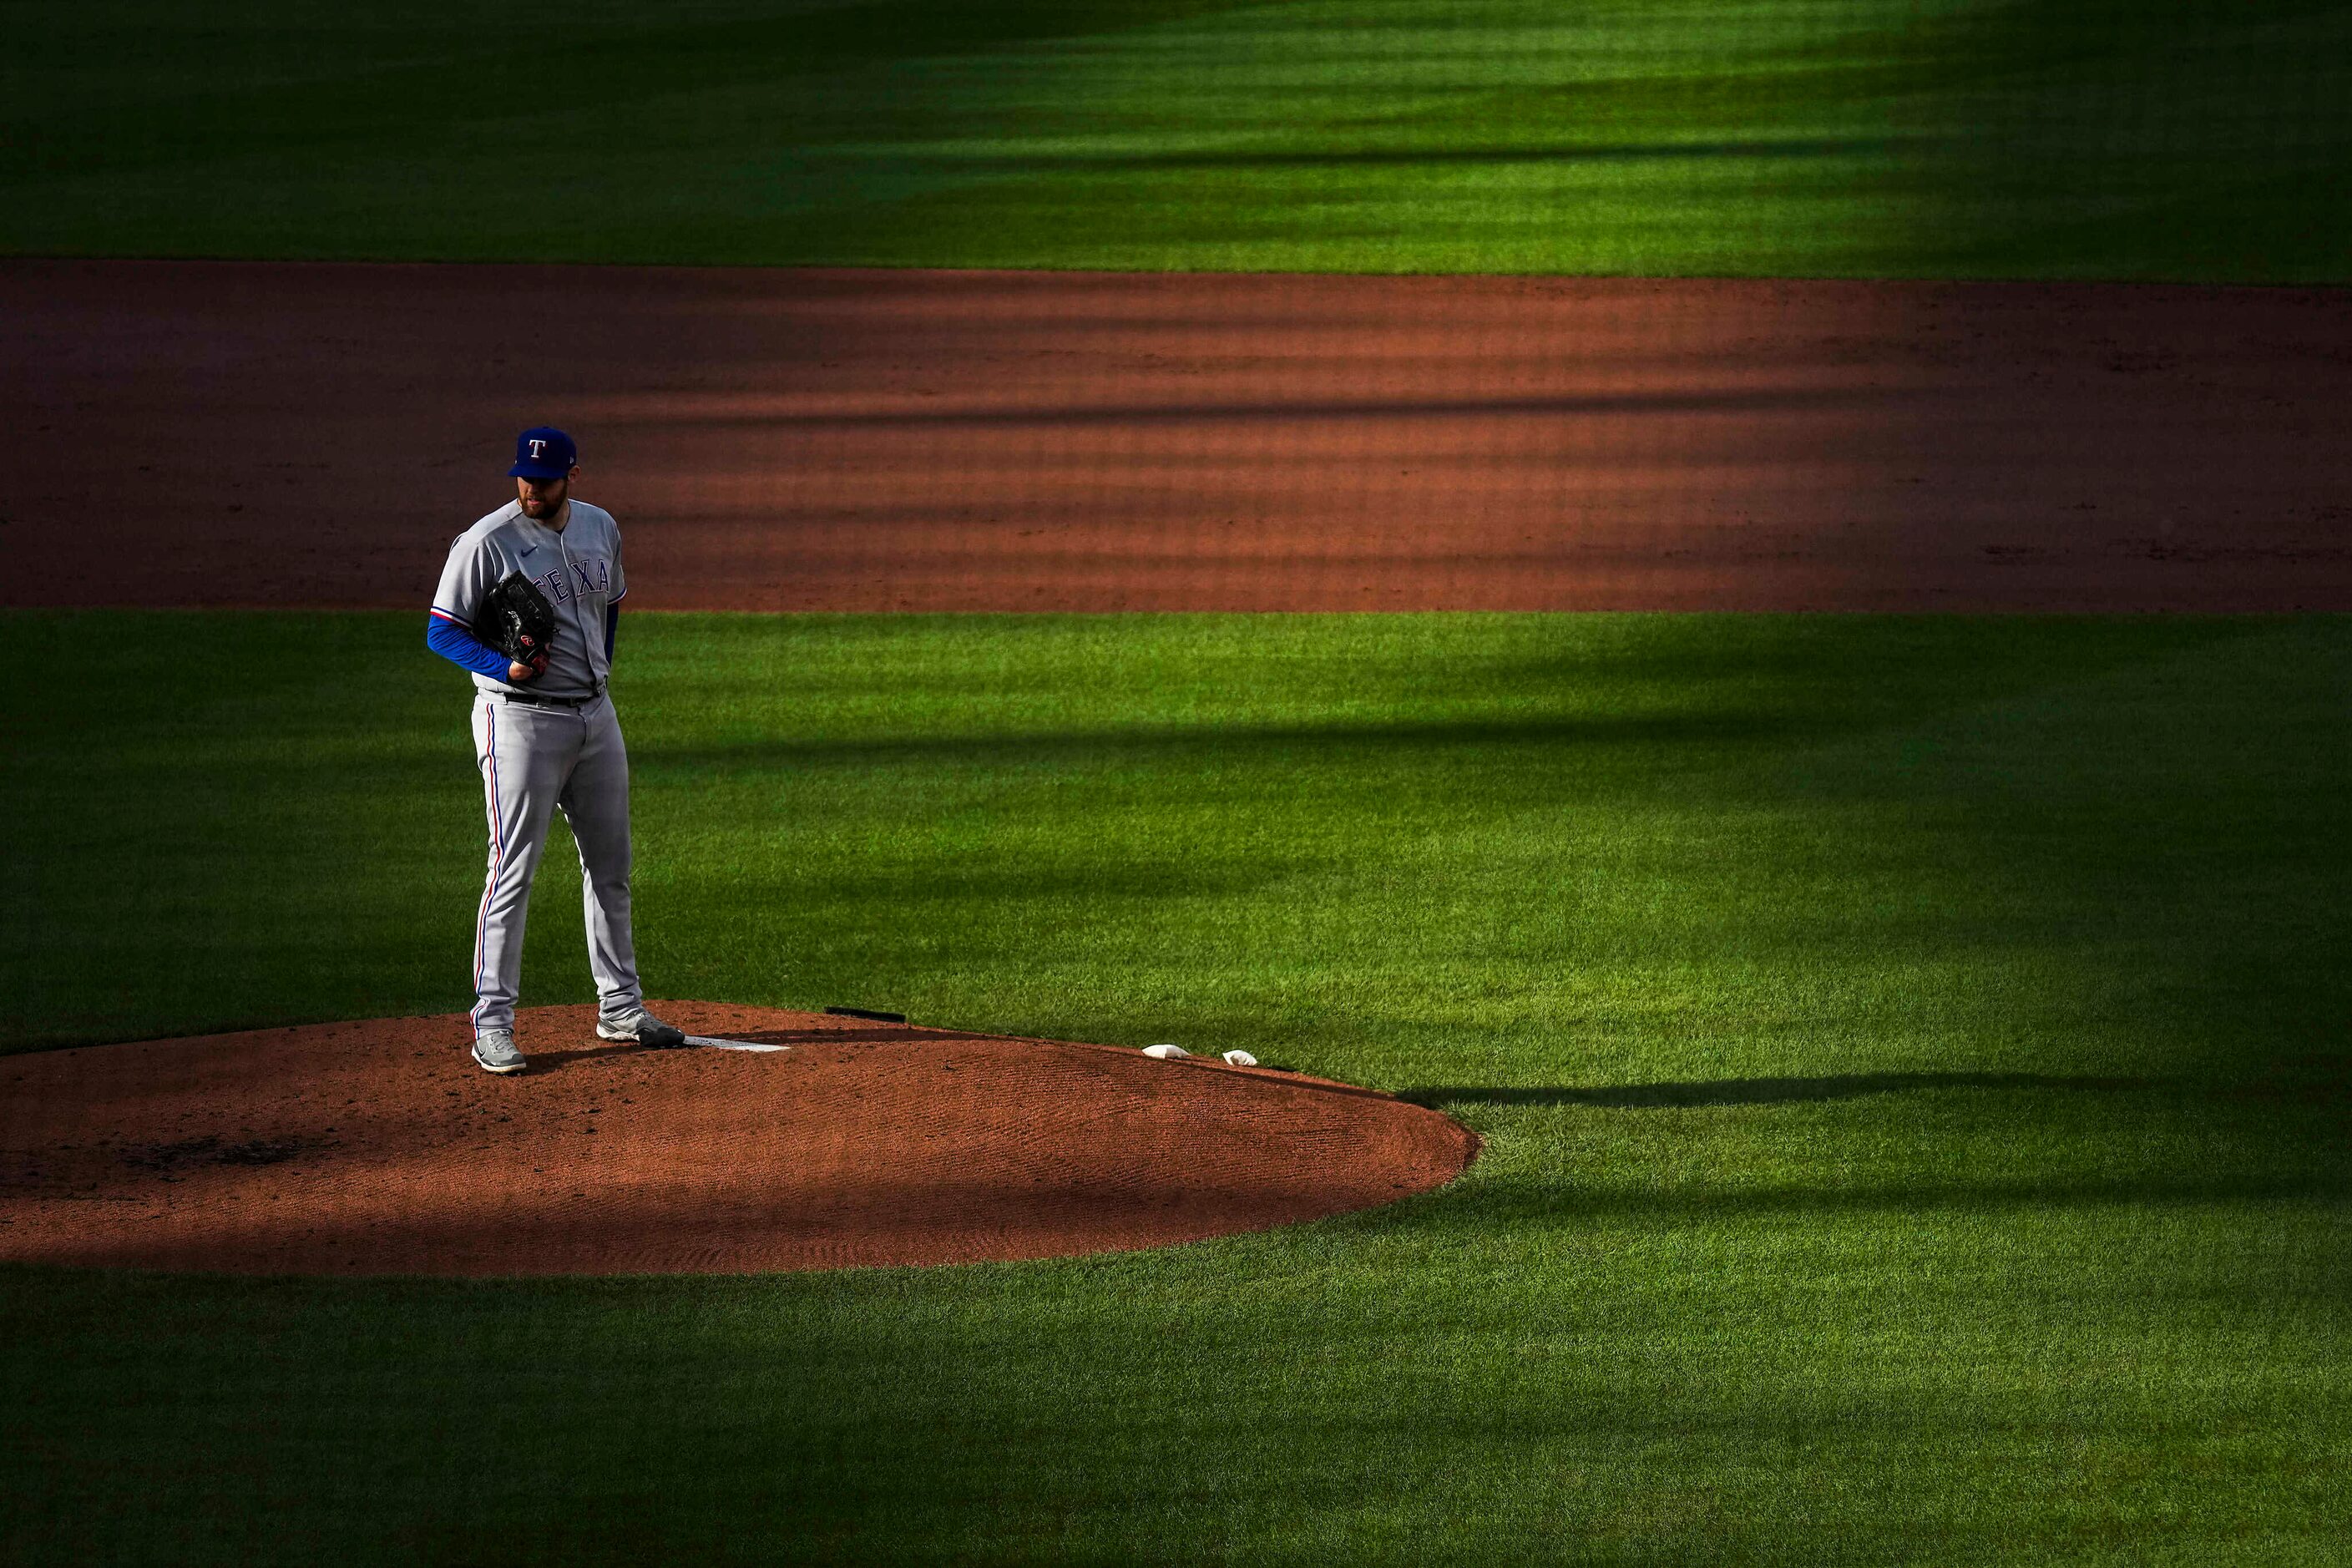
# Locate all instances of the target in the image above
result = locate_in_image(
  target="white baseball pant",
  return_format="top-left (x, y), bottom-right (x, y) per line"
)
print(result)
top-left (468, 691), bottom-right (643, 1036)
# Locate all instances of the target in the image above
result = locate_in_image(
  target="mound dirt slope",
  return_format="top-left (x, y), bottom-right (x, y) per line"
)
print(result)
top-left (4, 260), bottom-right (2347, 612)
top-left (0, 1004), bottom-right (1474, 1277)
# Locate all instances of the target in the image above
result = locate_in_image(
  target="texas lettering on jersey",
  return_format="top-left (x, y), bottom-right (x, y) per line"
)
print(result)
top-left (534, 555), bottom-right (613, 605)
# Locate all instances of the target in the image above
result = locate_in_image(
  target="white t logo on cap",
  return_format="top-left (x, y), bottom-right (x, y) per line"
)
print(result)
top-left (529, 438), bottom-right (549, 458)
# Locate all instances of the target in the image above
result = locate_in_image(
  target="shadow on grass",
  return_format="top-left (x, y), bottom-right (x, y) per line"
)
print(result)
top-left (1404, 1071), bottom-right (2158, 1110)
top-left (1406, 1071), bottom-right (2352, 1111)
top-left (635, 710), bottom-right (1854, 781)
top-left (1381, 1070), bottom-right (2352, 1228)
top-left (0, 0), bottom-right (1257, 183)
top-left (1442, 1171), bottom-right (2352, 1224)
top-left (908, 138), bottom-right (1908, 172)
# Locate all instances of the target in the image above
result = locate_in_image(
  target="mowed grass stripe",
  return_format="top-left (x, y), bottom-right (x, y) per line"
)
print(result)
top-left (2, 610), bottom-right (2347, 1560)
top-left (4, 611), bottom-right (2346, 1088)
top-left (3, 0), bottom-right (2350, 278)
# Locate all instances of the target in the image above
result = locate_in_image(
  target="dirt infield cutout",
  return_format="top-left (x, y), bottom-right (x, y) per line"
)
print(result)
top-left (6, 261), bottom-right (2349, 614)
top-left (0, 1004), bottom-right (1475, 1276)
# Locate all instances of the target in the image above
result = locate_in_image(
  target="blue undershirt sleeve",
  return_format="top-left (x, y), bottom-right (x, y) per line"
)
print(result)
top-left (427, 614), bottom-right (511, 680)
top-left (605, 601), bottom-right (619, 662)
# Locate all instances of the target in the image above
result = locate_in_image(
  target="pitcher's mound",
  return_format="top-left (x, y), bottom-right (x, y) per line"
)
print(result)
top-left (0, 1004), bottom-right (1474, 1276)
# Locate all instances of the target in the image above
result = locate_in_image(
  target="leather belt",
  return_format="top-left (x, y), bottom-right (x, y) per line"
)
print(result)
top-left (499, 689), bottom-right (598, 709)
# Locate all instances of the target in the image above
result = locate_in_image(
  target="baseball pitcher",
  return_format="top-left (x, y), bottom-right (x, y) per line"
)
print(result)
top-left (425, 426), bottom-right (684, 1073)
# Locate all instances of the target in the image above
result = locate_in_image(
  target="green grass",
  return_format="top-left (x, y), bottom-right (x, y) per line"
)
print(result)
top-left (3, 609), bottom-right (2349, 1563)
top-left (4, 0), bottom-right (2351, 279)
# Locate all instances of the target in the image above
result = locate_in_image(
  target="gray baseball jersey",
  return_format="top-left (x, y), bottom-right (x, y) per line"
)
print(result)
top-left (432, 499), bottom-right (628, 700)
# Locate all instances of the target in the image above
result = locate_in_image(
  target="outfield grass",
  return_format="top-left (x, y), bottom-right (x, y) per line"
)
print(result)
top-left (5, 0), bottom-right (2351, 280)
top-left (3, 610), bottom-right (2347, 1562)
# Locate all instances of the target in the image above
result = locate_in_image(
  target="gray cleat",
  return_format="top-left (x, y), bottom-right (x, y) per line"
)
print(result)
top-left (596, 1006), bottom-right (687, 1049)
top-left (471, 1028), bottom-right (526, 1075)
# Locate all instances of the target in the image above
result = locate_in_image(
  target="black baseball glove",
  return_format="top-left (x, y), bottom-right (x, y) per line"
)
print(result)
top-left (476, 570), bottom-right (559, 681)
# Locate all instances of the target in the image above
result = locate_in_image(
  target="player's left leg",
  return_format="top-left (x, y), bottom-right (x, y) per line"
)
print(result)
top-left (559, 693), bottom-right (648, 1025)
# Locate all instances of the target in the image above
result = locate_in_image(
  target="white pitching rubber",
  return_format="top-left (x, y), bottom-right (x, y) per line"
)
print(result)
top-left (1222, 1050), bottom-right (1258, 1067)
top-left (1141, 1044), bottom-right (1191, 1060)
top-left (684, 1035), bottom-right (792, 1053)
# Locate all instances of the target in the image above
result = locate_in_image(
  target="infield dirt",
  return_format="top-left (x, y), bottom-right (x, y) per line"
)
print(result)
top-left (4, 260), bottom-right (2348, 612)
top-left (0, 1004), bottom-right (1475, 1276)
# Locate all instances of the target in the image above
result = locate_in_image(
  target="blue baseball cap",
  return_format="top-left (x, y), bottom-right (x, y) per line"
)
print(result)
top-left (508, 426), bottom-right (577, 479)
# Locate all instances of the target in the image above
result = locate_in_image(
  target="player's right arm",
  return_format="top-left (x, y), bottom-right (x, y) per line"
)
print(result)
top-left (427, 528), bottom-right (538, 683)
